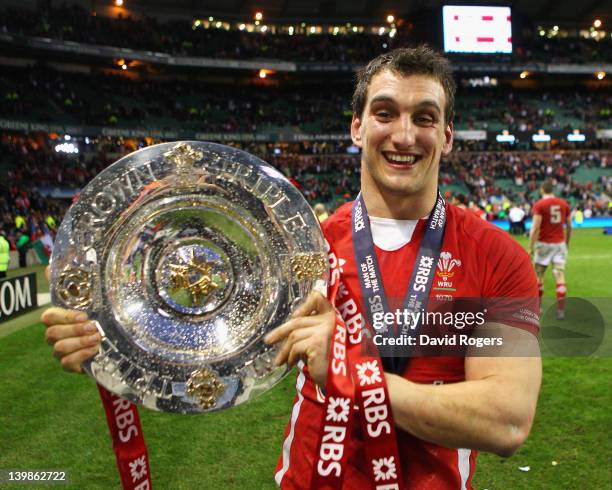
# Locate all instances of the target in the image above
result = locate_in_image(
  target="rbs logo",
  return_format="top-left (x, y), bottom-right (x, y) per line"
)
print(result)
top-left (112, 397), bottom-right (139, 443)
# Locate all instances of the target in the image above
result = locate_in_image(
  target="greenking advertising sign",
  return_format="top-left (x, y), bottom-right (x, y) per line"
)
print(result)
top-left (0, 274), bottom-right (38, 323)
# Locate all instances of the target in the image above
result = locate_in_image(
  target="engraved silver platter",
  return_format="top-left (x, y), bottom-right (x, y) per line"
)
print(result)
top-left (50, 142), bottom-right (328, 413)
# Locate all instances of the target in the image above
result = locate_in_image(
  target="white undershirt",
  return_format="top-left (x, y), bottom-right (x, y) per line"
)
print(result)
top-left (369, 216), bottom-right (419, 251)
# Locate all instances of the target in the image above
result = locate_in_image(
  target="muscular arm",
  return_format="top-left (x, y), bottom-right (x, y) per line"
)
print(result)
top-left (385, 323), bottom-right (541, 457)
top-left (267, 295), bottom-right (542, 457)
top-left (528, 214), bottom-right (542, 255)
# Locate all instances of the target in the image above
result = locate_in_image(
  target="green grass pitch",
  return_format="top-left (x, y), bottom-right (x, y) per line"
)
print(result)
top-left (0, 228), bottom-right (610, 489)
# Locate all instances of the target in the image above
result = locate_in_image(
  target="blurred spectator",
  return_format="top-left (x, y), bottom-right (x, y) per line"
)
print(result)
top-left (453, 194), bottom-right (468, 209)
top-left (16, 229), bottom-right (29, 267)
top-left (573, 207), bottom-right (584, 227)
top-left (0, 228), bottom-right (9, 278)
top-left (469, 201), bottom-right (487, 220)
top-left (508, 204), bottom-right (526, 235)
top-left (314, 203), bottom-right (329, 222)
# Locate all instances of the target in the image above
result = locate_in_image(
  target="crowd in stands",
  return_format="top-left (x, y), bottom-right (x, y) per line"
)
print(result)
top-left (0, 4), bottom-right (411, 62)
top-left (1, 134), bottom-right (609, 266)
top-left (0, 135), bottom-right (83, 265)
top-left (1, 66), bottom-right (352, 133)
top-left (1, 6), bottom-right (609, 271)
top-left (2, 66), bottom-right (611, 133)
top-left (442, 150), bottom-right (611, 217)
top-left (2, 5), bottom-right (611, 64)
top-left (450, 34), bottom-right (612, 64)
top-left (270, 153), bottom-right (361, 205)
top-left (454, 88), bottom-right (612, 132)
top-left (0, 187), bottom-right (60, 266)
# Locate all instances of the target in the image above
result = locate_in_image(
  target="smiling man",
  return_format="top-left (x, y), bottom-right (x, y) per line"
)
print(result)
top-left (41, 46), bottom-right (541, 490)
top-left (352, 68), bottom-right (453, 220)
top-left (267, 46), bottom-right (541, 489)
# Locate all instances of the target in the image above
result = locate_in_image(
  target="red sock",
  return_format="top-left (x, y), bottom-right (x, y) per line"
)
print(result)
top-left (556, 282), bottom-right (566, 312)
top-left (538, 281), bottom-right (544, 308)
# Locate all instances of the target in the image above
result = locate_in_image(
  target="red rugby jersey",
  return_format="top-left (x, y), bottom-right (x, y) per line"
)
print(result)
top-left (532, 196), bottom-right (570, 244)
top-left (275, 202), bottom-right (539, 489)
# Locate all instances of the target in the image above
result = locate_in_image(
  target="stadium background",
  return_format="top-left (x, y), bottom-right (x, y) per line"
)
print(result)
top-left (0, 0), bottom-right (610, 488)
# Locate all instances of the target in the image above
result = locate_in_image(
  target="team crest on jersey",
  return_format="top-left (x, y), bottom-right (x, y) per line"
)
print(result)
top-left (433, 251), bottom-right (462, 295)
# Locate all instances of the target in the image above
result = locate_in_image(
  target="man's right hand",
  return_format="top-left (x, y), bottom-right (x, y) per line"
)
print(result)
top-left (264, 291), bottom-right (335, 388)
top-left (41, 307), bottom-right (101, 373)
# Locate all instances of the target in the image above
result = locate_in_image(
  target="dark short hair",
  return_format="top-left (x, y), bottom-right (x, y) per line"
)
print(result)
top-left (455, 193), bottom-right (467, 205)
top-left (352, 45), bottom-right (456, 126)
top-left (541, 180), bottom-right (554, 194)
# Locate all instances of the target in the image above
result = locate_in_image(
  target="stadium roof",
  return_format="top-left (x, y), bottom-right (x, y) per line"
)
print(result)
top-left (122, 0), bottom-right (611, 24)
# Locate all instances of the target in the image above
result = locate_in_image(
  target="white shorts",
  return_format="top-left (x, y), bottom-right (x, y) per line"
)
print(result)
top-left (534, 241), bottom-right (567, 268)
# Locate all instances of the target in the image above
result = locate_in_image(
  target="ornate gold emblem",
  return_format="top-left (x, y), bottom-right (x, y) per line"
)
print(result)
top-left (169, 249), bottom-right (218, 304)
top-left (290, 253), bottom-right (327, 280)
top-left (57, 265), bottom-right (93, 308)
top-left (185, 368), bottom-right (225, 409)
top-left (163, 142), bottom-right (204, 174)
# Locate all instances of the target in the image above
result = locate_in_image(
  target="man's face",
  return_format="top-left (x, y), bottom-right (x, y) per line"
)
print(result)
top-left (351, 71), bottom-right (453, 199)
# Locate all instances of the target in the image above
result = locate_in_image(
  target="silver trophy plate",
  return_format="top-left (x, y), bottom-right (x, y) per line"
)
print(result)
top-left (50, 142), bottom-right (328, 413)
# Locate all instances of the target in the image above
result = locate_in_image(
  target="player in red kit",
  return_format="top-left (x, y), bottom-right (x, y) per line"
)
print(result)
top-left (270, 202), bottom-right (540, 489)
top-left (266, 47), bottom-right (541, 489)
top-left (529, 180), bottom-right (572, 320)
top-left (41, 47), bottom-right (542, 489)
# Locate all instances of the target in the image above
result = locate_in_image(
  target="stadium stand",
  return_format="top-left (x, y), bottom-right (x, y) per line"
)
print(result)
top-left (2, 66), bottom-right (611, 132)
top-left (1, 5), bottom-right (611, 62)
top-left (0, 1), bottom-right (610, 267)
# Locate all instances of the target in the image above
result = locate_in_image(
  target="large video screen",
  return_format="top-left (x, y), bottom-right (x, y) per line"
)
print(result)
top-left (443, 5), bottom-right (512, 54)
